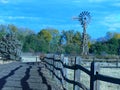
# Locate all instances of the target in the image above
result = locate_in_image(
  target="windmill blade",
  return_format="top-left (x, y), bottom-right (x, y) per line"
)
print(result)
top-left (73, 11), bottom-right (91, 26)
top-left (72, 16), bottom-right (80, 20)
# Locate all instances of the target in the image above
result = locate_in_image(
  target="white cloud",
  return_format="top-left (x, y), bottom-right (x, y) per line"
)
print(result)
top-left (72, 0), bottom-right (104, 3)
top-left (88, 0), bottom-right (119, 3)
top-left (102, 14), bottom-right (120, 31)
top-left (0, 19), bottom-right (5, 23)
top-left (38, 24), bottom-right (81, 30)
top-left (0, 0), bottom-right (9, 4)
top-left (112, 3), bottom-right (120, 7)
top-left (0, 0), bottom-right (21, 4)
top-left (0, 0), bottom-right (36, 4)
top-left (72, 0), bottom-right (81, 3)
top-left (89, 0), bottom-right (105, 3)
top-left (0, 16), bottom-right (40, 20)
top-left (7, 16), bottom-right (25, 19)
top-left (107, 23), bottom-right (120, 31)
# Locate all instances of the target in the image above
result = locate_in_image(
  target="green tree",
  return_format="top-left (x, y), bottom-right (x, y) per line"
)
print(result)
top-left (8, 24), bottom-right (18, 33)
top-left (105, 32), bottom-right (114, 40)
top-left (61, 30), bottom-right (82, 54)
top-left (62, 30), bottom-right (75, 44)
top-left (38, 29), bottom-right (52, 43)
top-left (0, 24), bottom-right (7, 39)
top-left (22, 34), bottom-right (41, 52)
top-left (37, 29), bottom-right (52, 53)
top-left (90, 35), bottom-right (120, 55)
top-left (107, 38), bottom-right (119, 54)
top-left (47, 28), bottom-right (60, 53)
top-left (73, 31), bottom-right (81, 45)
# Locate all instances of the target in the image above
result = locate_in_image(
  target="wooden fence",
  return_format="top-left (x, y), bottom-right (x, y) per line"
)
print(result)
top-left (41, 54), bottom-right (120, 90)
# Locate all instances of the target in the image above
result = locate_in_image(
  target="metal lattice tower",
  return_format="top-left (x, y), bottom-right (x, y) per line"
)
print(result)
top-left (73, 11), bottom-right (91, 56)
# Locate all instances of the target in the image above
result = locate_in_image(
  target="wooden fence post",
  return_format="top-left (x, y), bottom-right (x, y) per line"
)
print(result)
top-left (60, 54), bottom-right (69, 89)
top-left (60, 54), bottom-right (65, 88)
top-left (36, 56), bottom-right (37, 65)
top-left (47, 54), bottom-right (52, 77)
top-left (90, 61), bottom-right (100, 90)
top-left (73, 57), bottom-right (82, 90)
top-left (52, 54), bottom-right (55, 79)
top-left (54, 55), bottom-right (59, 84)
top-left (116, 58), bottom-right (119, 68)
top-left (64, 57), bottom-right (68, 89)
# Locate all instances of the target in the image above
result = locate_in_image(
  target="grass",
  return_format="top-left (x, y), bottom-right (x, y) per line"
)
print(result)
top-left (100, 68), bottom-right (120, 90)
top-left (67, 67), bottom-right (120, 90)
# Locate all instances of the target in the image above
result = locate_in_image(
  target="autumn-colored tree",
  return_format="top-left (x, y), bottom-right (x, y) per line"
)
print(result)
top-left (45, 28), bottom-right (60, 53)
top-left (38, 29), bottom-right (52, 43)
top-left (8, 24), bottom-right (18, 34)
top-left (113, 33), bottom-right (120, 39)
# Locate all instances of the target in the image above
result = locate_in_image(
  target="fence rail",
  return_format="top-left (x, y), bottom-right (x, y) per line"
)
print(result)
top-left (41, 54), bottom-right (120, 90)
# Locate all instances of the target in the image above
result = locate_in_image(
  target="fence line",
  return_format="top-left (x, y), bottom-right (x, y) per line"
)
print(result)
top-left (41, 54), bottom-right (120, 90)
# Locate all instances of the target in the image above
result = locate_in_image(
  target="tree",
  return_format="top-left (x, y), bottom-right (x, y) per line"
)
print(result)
top-left (43, 28), bottom-right (60, 53)
top-left (61, 30), bottom-right (82, 54)
top-left (107, 38), bottom-right (119, 54)
top-left (7, 24), bottom-right (18, 34)
top-left (62, 30), bottom-right (75, 44)
top-left (105, 32), bottom-right (114, 40)
top-left (73, 31), bottom-right (81, 45)
top-left (37, 29), bottom-right (52, 53)
top-left (22, 34), bottom-right (41, 52)
top-left (38, 29), bottom-right (52, 43)
top-left (0, 33), bottom-right (22, 60)
top-left (113, 33), bottom-right (120, 39)
top-left (0, 24), bottom-right (7, 39)
top-left (89, 34), bottom-right (120, 55)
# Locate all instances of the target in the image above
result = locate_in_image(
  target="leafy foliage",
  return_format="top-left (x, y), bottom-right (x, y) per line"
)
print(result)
top-left (90, 32), bottom-right (120, 55)
top-left (0, 24), bottom-right (120, 55)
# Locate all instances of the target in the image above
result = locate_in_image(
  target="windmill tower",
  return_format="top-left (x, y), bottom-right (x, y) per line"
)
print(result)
top-left (73, 11), bottom-right (91, 56)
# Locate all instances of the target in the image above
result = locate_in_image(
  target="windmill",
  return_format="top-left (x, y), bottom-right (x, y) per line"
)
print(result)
top-left (73, 11), bottom-right (91, 56)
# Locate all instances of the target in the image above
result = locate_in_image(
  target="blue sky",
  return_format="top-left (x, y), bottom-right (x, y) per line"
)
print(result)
top-left (0, 0), bottom-right (120, 39)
